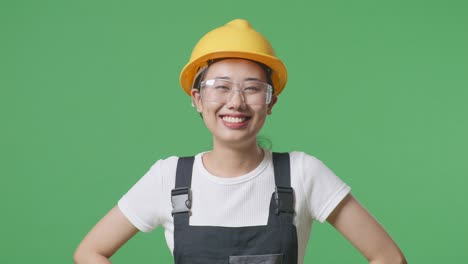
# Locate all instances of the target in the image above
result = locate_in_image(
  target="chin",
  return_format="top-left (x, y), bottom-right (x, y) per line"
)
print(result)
top-left (213, 130), bottom-right (260, 146)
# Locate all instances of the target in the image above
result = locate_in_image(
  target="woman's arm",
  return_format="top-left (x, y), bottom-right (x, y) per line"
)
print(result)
top-left (327, 194), bottom-right (407, 264)
top-left (74, 206), bottom-right (139, 264)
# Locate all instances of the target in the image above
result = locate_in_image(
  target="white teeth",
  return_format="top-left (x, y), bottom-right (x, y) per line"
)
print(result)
top-left (222, 116), bottom-right (247, 123)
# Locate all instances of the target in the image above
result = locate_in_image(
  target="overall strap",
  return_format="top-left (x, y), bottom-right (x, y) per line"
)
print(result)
top-left (273, 152), bottom-right (291, 187)
top-left (271, 152), bottom-right (295, 225)
top-left (171, 156), bottom-right (195, 226)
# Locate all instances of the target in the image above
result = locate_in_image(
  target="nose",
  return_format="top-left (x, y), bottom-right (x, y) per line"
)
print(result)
top-left (226, 89), bottom-right (246, 109)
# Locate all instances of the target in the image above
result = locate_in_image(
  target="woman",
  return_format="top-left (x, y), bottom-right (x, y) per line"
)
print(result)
top-left (74, 19), bottom-right (406, 264)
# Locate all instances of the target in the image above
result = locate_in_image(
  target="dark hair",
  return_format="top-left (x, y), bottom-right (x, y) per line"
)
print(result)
top-left (257, 135), bottom-right (272, 150)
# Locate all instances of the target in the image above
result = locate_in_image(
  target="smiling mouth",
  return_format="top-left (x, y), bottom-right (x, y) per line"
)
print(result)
top-left (221, 115), bottom-right (250, 123)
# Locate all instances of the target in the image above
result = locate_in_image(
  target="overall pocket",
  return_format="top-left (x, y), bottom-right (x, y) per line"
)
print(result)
top-left (229, 253), bottom-right (283, 264)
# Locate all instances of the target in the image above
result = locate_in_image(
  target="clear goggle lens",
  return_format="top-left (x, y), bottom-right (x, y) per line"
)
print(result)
top-left (200, 79), bottom-right (272, 105)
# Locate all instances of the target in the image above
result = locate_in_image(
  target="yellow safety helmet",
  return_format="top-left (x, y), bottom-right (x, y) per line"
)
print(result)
top-left (179, 19), bottom-right (287, 96)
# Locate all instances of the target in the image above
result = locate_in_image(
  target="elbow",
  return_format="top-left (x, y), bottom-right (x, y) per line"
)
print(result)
top-left (391, 254), bottom-right (407, 264)
top-left (393, 249), bottom-right (407, 264)
top-left (395, 256), bottom-right (407, 264)
top-left (73, 249), bottom-right (83, 264)
top-left (73, 247), bottom-right (90, 264)
top-left (369, 251), bottom-right (407, 264)
top-left (73, 247), bottom-right (107, 264)
top-left (398, 255), bottom-right (408, 264)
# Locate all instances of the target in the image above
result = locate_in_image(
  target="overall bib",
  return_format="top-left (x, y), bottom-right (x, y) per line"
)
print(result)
top-left (171, 153), bottom-right (298, 264)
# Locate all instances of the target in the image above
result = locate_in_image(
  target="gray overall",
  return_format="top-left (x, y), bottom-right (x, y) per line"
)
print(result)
top-left (171, 153), bottom-right (298, 264)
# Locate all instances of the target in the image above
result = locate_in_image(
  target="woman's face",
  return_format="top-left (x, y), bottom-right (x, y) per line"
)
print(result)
top-left (191, 59), bottom-right (277, 147)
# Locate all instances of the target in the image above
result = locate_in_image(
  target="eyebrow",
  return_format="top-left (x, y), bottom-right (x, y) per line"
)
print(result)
top-left (213, 76), bottom-right (263, 81)
top-left (244, 77), bottom-right (262, 82)
top-left (213, 76), bottom-right (231, 80)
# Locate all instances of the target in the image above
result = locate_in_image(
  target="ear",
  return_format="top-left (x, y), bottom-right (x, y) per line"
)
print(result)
top-left (267, 95), bottom-right (278, 115)
top-left (191, 89), bottom-right (203, 113)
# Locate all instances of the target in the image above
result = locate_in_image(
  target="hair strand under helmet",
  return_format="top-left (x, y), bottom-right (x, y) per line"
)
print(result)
top-left (179, 19), bottom-right (287, 96)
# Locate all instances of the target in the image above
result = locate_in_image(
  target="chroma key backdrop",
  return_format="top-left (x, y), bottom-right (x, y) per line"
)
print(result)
top-left (1, 0), bottom-right (467, 263)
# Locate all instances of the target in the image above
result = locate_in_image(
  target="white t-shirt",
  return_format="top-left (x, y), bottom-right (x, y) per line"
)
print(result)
top-left (118, 150), bottom-right (350, 263)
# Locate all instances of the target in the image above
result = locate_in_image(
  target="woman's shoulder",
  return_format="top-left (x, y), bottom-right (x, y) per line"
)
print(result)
top-left (277, 150), bottom-right (323, 166)
top-left (276, 150), bottom-right (334, 175)
top-left (146, 155), bottom-right (178, 171)
top-left (149, 152), bottom-right (205, 171)
top-left (286, 150), bottom-right (319, 160)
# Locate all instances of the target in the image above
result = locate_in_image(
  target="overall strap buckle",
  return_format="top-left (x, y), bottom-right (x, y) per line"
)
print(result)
top-left (274, 186), bottom-right (294, 215)
top-left (171, 187), bottom-right (192, 216)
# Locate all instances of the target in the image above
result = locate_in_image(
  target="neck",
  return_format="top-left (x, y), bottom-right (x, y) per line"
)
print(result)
top-left (203, 139), bottom-right (264, 178)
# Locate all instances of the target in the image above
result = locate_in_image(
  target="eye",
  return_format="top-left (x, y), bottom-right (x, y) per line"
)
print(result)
top-left (243, 85), bottom-right (262, 94)
top-left (214, 85), bottom-right (231, 92)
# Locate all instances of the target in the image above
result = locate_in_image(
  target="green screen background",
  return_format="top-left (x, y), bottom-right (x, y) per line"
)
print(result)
top-left (1, 0), bottom-right (467, 263)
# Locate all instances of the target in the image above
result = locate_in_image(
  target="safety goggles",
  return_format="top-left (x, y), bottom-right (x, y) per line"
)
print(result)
top-left (200, 79), bottom-right (273, 105)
